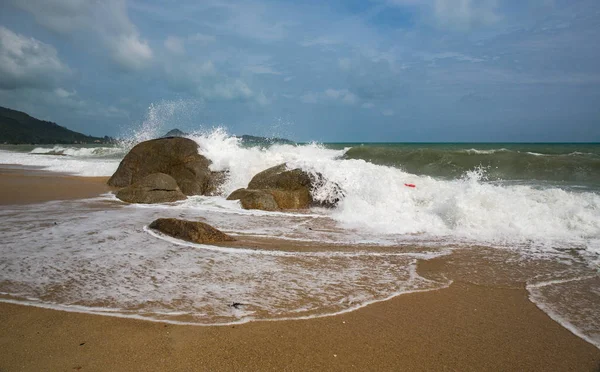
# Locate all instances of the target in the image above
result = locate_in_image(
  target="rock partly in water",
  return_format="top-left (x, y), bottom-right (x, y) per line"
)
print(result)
top-left (148, 218), bottom-right (235, 244)
top-left (228, 163), bottom-right (344, 211)
top-left (108, 137), bottom-right (222, 196)
top-left (115, 173), bottom-right (187, 204)
top-left (247, 164), bottom-right (311, 191)
top-left (227, 188), bottom-right (280, 211)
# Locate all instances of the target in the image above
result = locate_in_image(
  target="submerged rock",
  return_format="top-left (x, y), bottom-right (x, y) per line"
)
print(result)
top-left (108, 137), bottom-right (223, 196)
top-left (148, 218), bottom-right (235, 244)
top-left (115, 173), bottom-right (186, 204)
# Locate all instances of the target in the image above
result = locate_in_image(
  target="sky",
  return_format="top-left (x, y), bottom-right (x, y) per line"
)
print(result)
top-left (0, 0), bottom-right (599, 142)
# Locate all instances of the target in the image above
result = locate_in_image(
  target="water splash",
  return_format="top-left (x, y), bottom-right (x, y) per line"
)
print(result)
top-left (118, 99), bottom-right (203, 150)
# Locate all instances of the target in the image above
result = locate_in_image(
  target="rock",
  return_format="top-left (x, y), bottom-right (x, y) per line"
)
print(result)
top-left (206, 170), bottom-right (228, 196)
top-left (108, 137), bottom-right (220, 196)
top-left (227, 188), bottom-right (279, 211)
top-left (226, 188), bottom-right (249, 201)
top-left (267, 188), bottom-right (311, 210)
top-left (247, 164), bottom-right (311, 191)
top-left (243, 164), bottom-right (313, 209)
top-left (163, 128), bottom-right (188, 137)
top-left (227, 163), bottom-right (344, 211)
top-left (148, 218), bottom-right (235, 244)
top-left (115, 173), bottom-right (187, 204)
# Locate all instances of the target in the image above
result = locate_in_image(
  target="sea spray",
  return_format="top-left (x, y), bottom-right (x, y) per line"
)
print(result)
top-left (118, 99), bottom-right (204, 151)
top-left (183, 133), bottom-right (599, 249)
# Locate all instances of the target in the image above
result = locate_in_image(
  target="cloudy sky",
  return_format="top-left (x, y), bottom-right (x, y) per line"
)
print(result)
top-left (0, 0), bottom-right (599, 142)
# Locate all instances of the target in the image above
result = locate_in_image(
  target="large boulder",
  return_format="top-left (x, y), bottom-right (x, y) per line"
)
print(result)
top-left (227, 188), bottom-right (279, 211)
top-left (247, 164), bottom-right (313, 209)
top-left (247, 164), bottom-right (311, 191)
top-left (108, 137), bottom-right (221, 196)
top-left (115, 173), bottom-right (186, 204)
top-left (148, 218), bottom-right (235, 244)
top-left (227, 163), bottom-right (342, 211)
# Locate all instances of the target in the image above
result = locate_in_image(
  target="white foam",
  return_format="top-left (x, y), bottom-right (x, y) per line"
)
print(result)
top-left (144, 225), bottom-right (450, 259)
top-left (527, 276), bottom-right (600, 348)
top-left (0, 199), bottom-right (449, 325)
top-left (0, 149), bottom-right (119, 176)
top-left (463, 148), bottom-right (510, 155)
top-left (30, 146), bottom-right (124, 157)
top-left (187, 128), bottom-right (346, 195)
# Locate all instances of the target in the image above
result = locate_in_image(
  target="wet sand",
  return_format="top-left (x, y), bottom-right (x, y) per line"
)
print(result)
top-left (0, 169), bottom-right (599, 371)
top-left (0, 167), bottom-right (111, 205)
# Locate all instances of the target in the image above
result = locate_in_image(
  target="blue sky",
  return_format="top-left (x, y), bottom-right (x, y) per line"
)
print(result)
top-left (0, 0), bottom-right (599, 142)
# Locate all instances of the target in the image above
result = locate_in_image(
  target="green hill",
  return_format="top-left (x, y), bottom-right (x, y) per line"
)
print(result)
top-left (0, 106), bottom-right (109, 144)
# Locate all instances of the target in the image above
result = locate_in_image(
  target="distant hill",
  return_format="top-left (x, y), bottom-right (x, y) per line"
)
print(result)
top-left (0, 106), bottom-right (111, 144)
top-left (163, 128), bottom-right (188, 137)
top-left (239, 134), bottom-right (294, 146)
top-left (160, 129), bottom-right (294, 145)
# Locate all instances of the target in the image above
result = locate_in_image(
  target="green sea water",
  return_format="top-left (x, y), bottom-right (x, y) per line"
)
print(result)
top-left (325, 143), bottom-right (600, 190)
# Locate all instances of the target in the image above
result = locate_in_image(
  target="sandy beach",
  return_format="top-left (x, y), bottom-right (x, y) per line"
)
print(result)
top-left (0, 166), bottom-right (111, 205)
top-left (0, 169), bottom-right (599, 371)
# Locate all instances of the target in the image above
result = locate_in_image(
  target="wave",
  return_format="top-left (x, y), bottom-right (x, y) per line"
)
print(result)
top-left (30, 145), bottom-right (125, 157)
top-left (341, 144), bottom-right (600, 186)
top-left (0, 149), bottom-right (120, 176)
top-left (164, 130), bottom-right (600, 252)
top-left (463, 148), bottom-right (511, 154)
top-left (1, 129), bottom-right (599, 249)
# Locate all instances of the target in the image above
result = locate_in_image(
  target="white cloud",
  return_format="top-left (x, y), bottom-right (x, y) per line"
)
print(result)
top-left (12, 0), bottom-right (153, 71)
top-left (0, 26), bottom-right (70, 90)
top-left (382, 109), bottom-right (395, 116)
top-left (54, 88), bottom-right (76, 98)
top-left (301, 89), bottom-right (359, 105)
top-left (111, 33), bottom-right (153, 71)
top-left (385, 0), bottom-right (501, 29)
top-left (212, 79), bottom-right (253, 100)
top-left (10, 0), bottom-right (91, 34)
top-left (326, 88), bottom-right (358, 104)
top-left (164, 36), bottom-right (185, 55)
top-left (300, 92), bottom-right (318, 104)
top-left (434, 0), bottom-right (501, 29)
top-left (255, 92), bottom-right (271, 106)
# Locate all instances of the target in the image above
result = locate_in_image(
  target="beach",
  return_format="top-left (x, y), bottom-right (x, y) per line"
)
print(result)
top-left (0, 169), bottom-right (599, 371)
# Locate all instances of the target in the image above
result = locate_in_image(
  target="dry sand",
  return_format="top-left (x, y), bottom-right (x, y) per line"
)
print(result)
top-left (0, 169), bottom-right (599, 371)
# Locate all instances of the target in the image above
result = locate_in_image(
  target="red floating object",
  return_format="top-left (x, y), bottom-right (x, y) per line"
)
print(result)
top-left (404, 183), bottom-right (416, 188)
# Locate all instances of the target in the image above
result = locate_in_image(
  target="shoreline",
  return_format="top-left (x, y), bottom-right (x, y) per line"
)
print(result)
top-left (0, 168), bottom-right (599, 371)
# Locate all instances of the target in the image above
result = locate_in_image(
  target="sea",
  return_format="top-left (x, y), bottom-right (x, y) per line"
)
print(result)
top-left (0, 129), bottom-right (599, 348)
